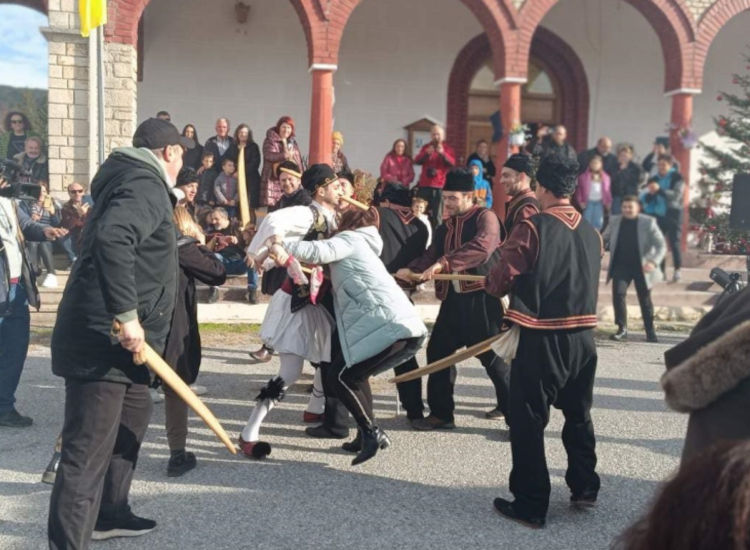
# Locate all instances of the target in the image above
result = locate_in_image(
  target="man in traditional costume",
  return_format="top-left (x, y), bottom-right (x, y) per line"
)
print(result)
top-left (499, 153), bottom-right (541, 236)
top-left (238, 164), bottom-right (341, 459)
top-left (485, 157), bottom-right (602, 529)
top-left (396, 169), bottom-right (509, 430)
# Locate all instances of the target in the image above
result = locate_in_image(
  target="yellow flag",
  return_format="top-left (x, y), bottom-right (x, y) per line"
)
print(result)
top-left (79, 0), bottom-right (107, 37)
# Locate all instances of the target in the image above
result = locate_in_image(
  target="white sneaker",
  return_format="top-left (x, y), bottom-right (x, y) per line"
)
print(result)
top-left (41, 274), bottom-right (58, 288)
top-left (672, 269), bottom-right (681, 283)
top-left (189, 384), bottom-right (207, 396)
top-left (149, 388), bottom-right (164, 403)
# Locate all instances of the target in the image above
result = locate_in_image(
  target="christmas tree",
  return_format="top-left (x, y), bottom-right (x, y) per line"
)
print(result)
top-left (694, 50), bottom-right (750, 253)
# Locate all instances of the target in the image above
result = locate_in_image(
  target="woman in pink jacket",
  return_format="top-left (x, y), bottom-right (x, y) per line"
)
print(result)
top-left (575, 154), bottom-right (612, 231)
top-left (261, 116), bottom-right (303, 209)
top-left (379, 139), bottom-right (414, 187)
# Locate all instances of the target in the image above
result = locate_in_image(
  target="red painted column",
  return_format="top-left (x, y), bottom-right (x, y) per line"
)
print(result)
top-left (309, 67), bottom-right (335, 166)
top-left (669, 92), bottom-right (694, 251)
top-left (494, 81), bottom-right (522, 221)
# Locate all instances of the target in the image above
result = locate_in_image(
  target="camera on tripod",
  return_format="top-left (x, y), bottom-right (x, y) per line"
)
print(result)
top-left (0, 159), bottom-right (42, 201)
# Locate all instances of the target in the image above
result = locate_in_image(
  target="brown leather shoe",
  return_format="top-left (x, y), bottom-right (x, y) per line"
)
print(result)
top-left (249, 345), bottom-right (273, 363)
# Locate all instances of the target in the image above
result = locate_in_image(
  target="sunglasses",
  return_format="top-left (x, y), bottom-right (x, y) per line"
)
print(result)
top-left (11, 119), bottom-right (23, 124)
top-left (70, 190), bottom-right (84, 194)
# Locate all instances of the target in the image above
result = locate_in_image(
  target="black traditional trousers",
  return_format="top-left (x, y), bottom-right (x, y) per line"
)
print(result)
top-left (426, 286), bottom-right (510, 423)
top-left (508, 327), bottom-right (600, 518)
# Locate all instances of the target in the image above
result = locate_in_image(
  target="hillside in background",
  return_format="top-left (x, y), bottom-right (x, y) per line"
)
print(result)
top-left (0, 85), bottom-right (47, 138)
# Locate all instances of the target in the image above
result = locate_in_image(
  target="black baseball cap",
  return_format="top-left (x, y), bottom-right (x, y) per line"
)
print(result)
top-left (133, 117), bottom-right (194, 149)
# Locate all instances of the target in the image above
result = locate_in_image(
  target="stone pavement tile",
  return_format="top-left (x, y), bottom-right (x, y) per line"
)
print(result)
top-left (0, 335), bottom-right (687, 550)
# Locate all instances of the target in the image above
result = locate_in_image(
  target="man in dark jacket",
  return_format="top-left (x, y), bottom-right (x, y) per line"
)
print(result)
top-left (486, 156), bottom-right (602, 529)
top-left (609, 144), bottom-right (643, 214)
top-left (535, 125), bottom-right (577, 164)
top-left (204, 117), bottom-right (234, 171)
top-left (48, 118), bottom-right (191, 548)
top-left (578, 137), bottom-right (617, 177)
top-left (1, 182), bottom-right (66, 428)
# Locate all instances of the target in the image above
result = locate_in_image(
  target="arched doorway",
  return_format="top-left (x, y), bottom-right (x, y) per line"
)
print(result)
top-left (447, 26), bottom-right (589, 163)
top-left (466, 57), bottom-right (560, 161)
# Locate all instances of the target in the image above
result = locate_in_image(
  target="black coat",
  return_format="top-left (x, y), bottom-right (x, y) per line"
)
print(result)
top-left (226, 141), bottom-right (261, 208)
top-left (610, 161), bottom-right (644, 198)
top-left (376, 204), bottom-right (429, 273)
top-left (204, 136), bottom-right (235, 171)
top-left (182, 142), bottom-right (204, 171)
top-left (51, 149), bottom-right (178, 384)
top-left (163, 236), bottom-right (226, 384)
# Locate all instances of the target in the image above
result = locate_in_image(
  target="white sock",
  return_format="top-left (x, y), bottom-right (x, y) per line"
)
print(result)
top-left (305, 368), bottom-right (326, 415)
top-left (240, 353), bottom-right (305, 442)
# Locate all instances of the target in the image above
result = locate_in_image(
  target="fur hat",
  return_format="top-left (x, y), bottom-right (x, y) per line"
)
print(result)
top-left (503, 153), bottom-right (533, 177)
top-left (379, 182), bottom-right (411, 207)
top-left (535, 157), bottom-right (579, 197)
top-left (301, 164), bottom-right (337, 193)
top-left (443, 169), bottom-right (474, 192)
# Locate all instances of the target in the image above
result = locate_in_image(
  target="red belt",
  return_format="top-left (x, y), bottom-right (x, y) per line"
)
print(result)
top-left (9, 278), bottom-right (20, 284)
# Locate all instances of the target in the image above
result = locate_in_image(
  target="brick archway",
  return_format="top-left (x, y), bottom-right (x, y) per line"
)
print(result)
top-left (446, 26), bottom-right (589, 161)
top-left (0, 0), bottom-right (47, 14)
top-left (515, 0), bottom-right (694, 92)
top-left (692, 0), bottom-right (750, 89)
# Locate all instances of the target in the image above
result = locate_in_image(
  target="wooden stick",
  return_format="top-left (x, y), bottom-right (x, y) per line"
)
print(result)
top-left (340, 195), bottom-right (369, 211)
top-left (396, 272), bottom-right (486, 282)
top-left (237, 144), bottom-right (251, 228)
top-left (112, 322), bottom-right (237, 454)
top-left (388, 334), bottom-right (502, 384)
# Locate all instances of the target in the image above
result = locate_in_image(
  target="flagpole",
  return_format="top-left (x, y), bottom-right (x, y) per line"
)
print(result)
top-left (97, 24), bottom-right (105, 165)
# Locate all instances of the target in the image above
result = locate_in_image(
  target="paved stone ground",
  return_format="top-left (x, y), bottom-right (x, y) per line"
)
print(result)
top-left (1, 333), bottom-right (687, 550)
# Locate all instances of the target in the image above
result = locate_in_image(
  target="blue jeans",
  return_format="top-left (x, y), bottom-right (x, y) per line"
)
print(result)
top-left (0, 283), bottom-right (31, 414)
top-left (215, 254), bottom-right (257, 289)
top-left (58, 234), bottom-right (77, 263)
top-left (611, 196), bottom-right (622, 216)
top-left (583, 200), bottom-right (604, 231)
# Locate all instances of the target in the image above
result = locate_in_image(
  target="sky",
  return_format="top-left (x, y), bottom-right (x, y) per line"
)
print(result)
top-left (0, 5), bottom-right (48, 89)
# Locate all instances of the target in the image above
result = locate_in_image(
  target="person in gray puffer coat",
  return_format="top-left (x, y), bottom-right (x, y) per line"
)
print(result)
top-left (283, 206), bottom-right (427, 466)
top-left (661, 285), bottom-right (750, 465)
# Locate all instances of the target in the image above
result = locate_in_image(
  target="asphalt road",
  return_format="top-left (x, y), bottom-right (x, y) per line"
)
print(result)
top-left (0, 333), bottom-right (688, 550)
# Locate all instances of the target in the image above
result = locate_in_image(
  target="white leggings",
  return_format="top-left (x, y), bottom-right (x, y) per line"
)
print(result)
top-left (241, 353), bottom-right (325, 442)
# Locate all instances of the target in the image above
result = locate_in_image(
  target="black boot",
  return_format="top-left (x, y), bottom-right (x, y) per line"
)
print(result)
top-left (342, 430), bottom-right (361, 453)
top-left (645, 319), bottom-right (658, 343)
top-left (351, 427), bottom-right (390, 466)
top-left (41, 435), bottom-right (63, 485)
top-left (609, 326), bottom-right (627, 341)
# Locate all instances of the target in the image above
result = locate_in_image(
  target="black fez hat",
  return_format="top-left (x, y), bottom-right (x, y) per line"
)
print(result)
top-left (301, 163), bottom-right (338, 193)
top-left (133, 118), bottom-right (193, 149)
top-left (503, 153), bottom-right (533, 177)
top-left (443, 169), bottom-right (474, 192)
top-left (535, 157), bottom-right (579, 197)
top-left (379, 182), bottom-right (411, 207)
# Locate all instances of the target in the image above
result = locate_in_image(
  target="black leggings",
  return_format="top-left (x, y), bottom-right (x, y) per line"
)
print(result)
top-left (335, 337), bottom-right (424, 431)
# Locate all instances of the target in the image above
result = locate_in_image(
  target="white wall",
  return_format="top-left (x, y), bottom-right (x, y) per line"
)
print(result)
top-left (334, 0), bottom-right (482, 174)
top-left (138, 0), bottom-right (750, 186)
top-left (138, 0), bottom-right (311, 152)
